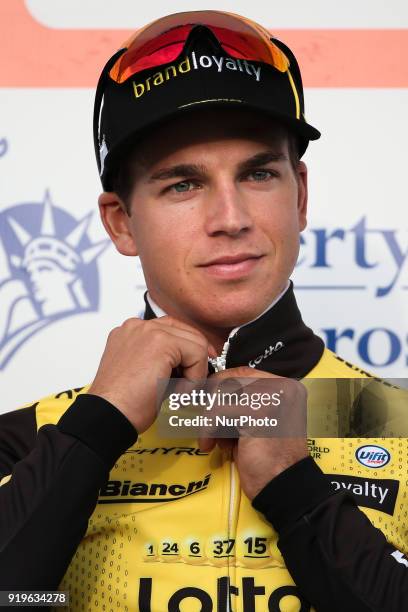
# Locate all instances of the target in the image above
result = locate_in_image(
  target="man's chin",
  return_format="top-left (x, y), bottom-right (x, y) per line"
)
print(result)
top-left (194, 297), bottom-right (272, 330)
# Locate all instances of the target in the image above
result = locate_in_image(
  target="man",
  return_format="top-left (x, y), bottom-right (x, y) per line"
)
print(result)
top-left (0, 10), bottom-right (407, 611)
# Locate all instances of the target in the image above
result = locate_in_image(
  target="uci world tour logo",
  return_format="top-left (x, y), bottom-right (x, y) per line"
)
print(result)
top-left (0, 189), bottom-right (109, 369)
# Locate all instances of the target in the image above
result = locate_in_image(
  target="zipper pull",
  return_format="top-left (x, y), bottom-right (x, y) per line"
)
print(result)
top-left (209, 340), bottom-right (230, 372)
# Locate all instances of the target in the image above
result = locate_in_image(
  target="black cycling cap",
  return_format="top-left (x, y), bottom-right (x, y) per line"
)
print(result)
top-left (93, 10), bottom-right (320, 190)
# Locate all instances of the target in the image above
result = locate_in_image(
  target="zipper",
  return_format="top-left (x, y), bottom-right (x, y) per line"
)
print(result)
top-left (208, 339), bottom-right (230, 372)
top-left (207, 330), bottom-right (239, 612)
top-left (208, 326), bottom-right (247, 611)
top-left (226, 458), bottom-right (236, 612)
top-left (208, 328), bottom-right (239, 372)
top-left (228, 459), bottom-right (236, 536)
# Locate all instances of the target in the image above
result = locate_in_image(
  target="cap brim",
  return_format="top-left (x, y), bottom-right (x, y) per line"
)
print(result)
top-left (103, 99), bottom-right (319, 189)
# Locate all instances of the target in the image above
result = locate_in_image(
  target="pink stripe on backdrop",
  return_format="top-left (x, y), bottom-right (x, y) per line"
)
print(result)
top-left (2, 1), bottom-right (408, 87)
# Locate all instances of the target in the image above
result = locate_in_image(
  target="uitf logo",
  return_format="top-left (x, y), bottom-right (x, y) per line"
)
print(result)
top-left (0, 189), bottom-right (109, 369)
top-left (355, 445), bottom-right (391, 468)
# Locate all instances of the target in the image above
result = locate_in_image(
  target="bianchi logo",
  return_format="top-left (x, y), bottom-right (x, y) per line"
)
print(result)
top-left (98, 474), bottom-right (211, 504)
top-left (0, 190), bottom-right (109, 369)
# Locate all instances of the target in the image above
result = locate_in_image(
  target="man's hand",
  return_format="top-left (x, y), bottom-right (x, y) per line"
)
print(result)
top-left (199, 366), bottom-right (309, 500)
top-left (88, 316), bottom-right (215, 433)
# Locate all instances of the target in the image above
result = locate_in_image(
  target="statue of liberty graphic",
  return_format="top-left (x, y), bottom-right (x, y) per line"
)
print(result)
top-left (0, 190), bottom-right (109, 369)
top-left (0, 139), bottom-right (7, 158)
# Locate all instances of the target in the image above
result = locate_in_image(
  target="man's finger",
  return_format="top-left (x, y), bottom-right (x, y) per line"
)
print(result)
top-left (153, 316), bottom-right (217, 357)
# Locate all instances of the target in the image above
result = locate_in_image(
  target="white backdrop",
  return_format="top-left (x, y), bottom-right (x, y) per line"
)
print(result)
top-left (1, 1), bottom-right (407, 412)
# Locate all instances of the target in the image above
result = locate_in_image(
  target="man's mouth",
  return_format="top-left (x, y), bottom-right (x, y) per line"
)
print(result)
top-left (199, 253), bottom-right (264, 279)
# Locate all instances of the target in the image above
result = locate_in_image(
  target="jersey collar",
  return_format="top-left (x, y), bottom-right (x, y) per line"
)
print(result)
top-left (142, 281), bottom-right (324, 378)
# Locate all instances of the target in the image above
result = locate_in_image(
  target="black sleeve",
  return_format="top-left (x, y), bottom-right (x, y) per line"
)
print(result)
top-left (0, 394), bottom-right (137, 590)
top-left (252, 457), bottom-right (408, 612)
top-left (0, 404), bottom-right (38, 477)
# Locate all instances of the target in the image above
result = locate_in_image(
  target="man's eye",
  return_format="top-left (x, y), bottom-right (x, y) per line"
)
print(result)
top-left (171, 180), bottom-right (195, 193)
top-left (247, 170), bottom-right (274, 182)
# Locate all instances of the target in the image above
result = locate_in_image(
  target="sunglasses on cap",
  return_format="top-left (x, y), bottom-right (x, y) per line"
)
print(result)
top-left (93, 10), bottom-right (321, 189)
top-left (106, 10), bottom-right (291, 84)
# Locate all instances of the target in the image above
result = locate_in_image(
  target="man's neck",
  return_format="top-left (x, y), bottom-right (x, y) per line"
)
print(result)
top-left (146, 282), bottom-right (290, 356)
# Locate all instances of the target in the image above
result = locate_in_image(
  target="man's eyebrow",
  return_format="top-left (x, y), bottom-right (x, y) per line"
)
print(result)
top-left (238, 150), bottom-right (287, 173)
top-left (147, 150), bottom-right (286, 182)
top-left (148, 164), bottom-right (207, 182)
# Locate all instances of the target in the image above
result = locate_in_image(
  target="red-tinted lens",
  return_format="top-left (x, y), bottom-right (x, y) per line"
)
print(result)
top-left (109, 11), bottom-right (289, 84)
top-left (111, 25), bottom-right (193, 82)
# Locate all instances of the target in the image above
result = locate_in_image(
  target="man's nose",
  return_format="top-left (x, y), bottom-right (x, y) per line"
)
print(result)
top-left (204, 183), bottom-right (252, 236)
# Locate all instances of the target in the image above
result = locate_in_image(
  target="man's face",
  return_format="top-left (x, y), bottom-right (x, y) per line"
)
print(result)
top-left (100, 108), bottom-right (307, 331)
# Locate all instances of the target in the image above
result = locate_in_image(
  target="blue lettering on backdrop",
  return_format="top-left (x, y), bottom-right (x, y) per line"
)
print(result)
top-left (298, 216), bottom-right (408, 297)
top-left (310, 228), bottom-right (346, 268)
top-left (322, 328), bottom-right (407, 367)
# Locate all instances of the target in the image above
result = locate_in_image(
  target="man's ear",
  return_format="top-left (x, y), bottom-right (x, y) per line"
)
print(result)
top-left (297, 161), bottom-right (308, 232)
top-left (98, 192), bottom-right (138, 256)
